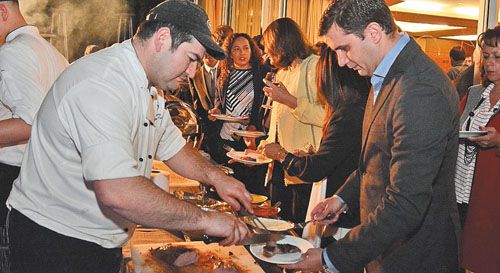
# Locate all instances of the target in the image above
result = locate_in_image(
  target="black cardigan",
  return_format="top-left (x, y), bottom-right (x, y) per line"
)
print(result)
top-left (282, 100), bottom-right (365, 197)
top-left (216, 65), bottom-right (271, 132)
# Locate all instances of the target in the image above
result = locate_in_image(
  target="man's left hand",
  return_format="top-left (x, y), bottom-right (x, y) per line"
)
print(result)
top-left (210, 174), bottom-right (253, 213)
top-left (280, 248), bottom-right (324, 272)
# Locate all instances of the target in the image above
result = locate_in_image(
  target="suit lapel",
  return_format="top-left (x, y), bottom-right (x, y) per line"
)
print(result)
top-left (192, 68), bottom-right (213, 110)
top-left (359, 39), bottom-right (417, 161)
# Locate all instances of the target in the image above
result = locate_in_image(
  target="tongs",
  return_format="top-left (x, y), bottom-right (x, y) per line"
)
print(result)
top-left (239, 207), bottom-right (271, 233)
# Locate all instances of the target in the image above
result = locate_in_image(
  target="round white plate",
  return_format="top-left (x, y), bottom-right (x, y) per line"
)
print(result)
top-left (249, 235), bottom-right (313, 264)
top-left (211, 114), bottom-right (248, 122)
top-left (231, 130), bottom-right (267, 138)
top-left (246, 217), bottom-right (294, 231)
top-left (459, 131), bottom-right (487, 138)
top-left (226, 151), bottom-right (272, 166)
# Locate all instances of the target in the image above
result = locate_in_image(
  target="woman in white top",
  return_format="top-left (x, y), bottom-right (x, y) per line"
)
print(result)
top-left (259, 18), bottom-right (325, 222)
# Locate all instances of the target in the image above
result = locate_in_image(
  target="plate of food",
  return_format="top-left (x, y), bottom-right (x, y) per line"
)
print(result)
top-left (249, 235), bottom-right (313, 264)
top-left (226, 150), bottom-right (272, 165)
top-left (230, 129), bottom-right (267, 138)
top-left (251, 194), bottom-right (268, 204)
top-left (459, 131), bottom-right (487, 138)
top-left (211, 114), bottom-right (249, 122)
top-left (245, 217), bottom-right (294, 231)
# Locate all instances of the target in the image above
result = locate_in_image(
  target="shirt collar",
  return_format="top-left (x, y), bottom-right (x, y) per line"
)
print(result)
top-left (123, 39), bottom-right (149, 91)
top-left (203, 62), bottom-right (218, 73)
top-left (5, 25), bottom-right (38, 43)
top-left (371, 33), bottom-right (410, 87)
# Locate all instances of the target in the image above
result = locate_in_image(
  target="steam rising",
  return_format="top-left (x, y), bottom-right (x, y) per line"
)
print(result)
top-left (20, 0), bottom-right (131, 61)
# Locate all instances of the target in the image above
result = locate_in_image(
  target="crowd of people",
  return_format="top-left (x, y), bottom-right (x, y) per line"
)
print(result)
top-left (0, 0), bottom-right (498, 272)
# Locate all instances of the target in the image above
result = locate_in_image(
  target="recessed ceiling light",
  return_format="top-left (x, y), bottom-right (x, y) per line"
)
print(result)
top-left (441, 35), bottom-right (478, 41)
top-left (392, 1), bottom-right (446, 12)
top-left (453, 7), bottom-right (479, 17)
top-left (395, 21), bottom-right (464, 32)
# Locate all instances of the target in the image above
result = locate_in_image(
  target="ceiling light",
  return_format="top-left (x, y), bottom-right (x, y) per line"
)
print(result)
top-left (391, 1), bottom-right (446, 13)
top-left (441, 35), bottom-right (478, 41)
top-left (452, 7), bottom-right (479, 17)
top-left (395, 21), bottom-right (464, 32)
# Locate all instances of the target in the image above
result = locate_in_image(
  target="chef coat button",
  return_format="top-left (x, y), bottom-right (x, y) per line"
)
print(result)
top-left (148, 155), bottom-right (153, 159)
top-left (143, 122), bottom-right (148, 127)
top-left (139, 158), bottom-right (144, 162)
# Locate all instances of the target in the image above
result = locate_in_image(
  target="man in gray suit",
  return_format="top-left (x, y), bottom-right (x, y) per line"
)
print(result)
top-left (282, 1), bottom-right (461, 272)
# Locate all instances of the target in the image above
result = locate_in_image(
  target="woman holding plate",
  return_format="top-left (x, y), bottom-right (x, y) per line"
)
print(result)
top-left (207, 33), bottom-right (270, 195)
top-left (454, 26), bottom-right (499, 273)
top-left (259, 18), bottom-right (325, 223)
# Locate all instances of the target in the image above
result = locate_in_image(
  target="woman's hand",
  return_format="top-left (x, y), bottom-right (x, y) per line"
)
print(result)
top-left (243, 125), bottom-right (257, 150)
top-left (469, 126), bottom-right (500, 148)
top-left (208, 108), bottom-right (220, 121)
top-left (263, 79), bottom-right (297, 109)
top-left (262, 143), bottom-right (286, 161)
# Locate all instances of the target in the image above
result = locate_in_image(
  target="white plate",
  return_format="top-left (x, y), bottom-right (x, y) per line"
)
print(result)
top-left (211, 114), bottom-right (249, 122)
top-left (231, 130), bottom-right (267, 138)
top-left (246, 217), bottom-right (294, 231)
top-left (459, 131), bottom-right (487, 138)
top-left (226, 150), bottom-right (272, 166)
top-left (249, 235), bottom-right (313, 264)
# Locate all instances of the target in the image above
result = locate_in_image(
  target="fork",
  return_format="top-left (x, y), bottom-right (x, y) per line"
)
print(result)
top-left (293, 213), bottom-right (334, 229)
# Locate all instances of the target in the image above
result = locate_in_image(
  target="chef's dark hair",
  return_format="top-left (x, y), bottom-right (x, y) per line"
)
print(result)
top-left (319, 0), bottom-right (397, 39)
top-left (134, 21), bottom-right (192, 51)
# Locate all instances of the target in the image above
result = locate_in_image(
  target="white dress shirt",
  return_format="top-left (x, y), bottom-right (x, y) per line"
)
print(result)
top-left (7, 40), bottom-right (186, 248)
top-left (0, 25), bottom-right (68, 166)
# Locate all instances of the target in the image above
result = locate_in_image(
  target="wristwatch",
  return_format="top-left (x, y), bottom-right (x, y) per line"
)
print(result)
top-left (277, 147), bottom-right (288, 163)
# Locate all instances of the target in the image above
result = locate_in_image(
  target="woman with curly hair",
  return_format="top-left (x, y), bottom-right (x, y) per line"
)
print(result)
top-left (207, 33), bottom-right (270, 195)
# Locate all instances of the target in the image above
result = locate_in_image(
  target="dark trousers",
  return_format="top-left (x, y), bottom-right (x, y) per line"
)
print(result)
top-left (269, 162), bottom-right (312, 223)
top-left (0, 163), bottom-right (20, 224)
top-left (8, 209), bottom-right (122, 273)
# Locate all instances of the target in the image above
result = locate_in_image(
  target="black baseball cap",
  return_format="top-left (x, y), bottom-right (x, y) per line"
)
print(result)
top-left (145, 0), bottom-right (226, 60)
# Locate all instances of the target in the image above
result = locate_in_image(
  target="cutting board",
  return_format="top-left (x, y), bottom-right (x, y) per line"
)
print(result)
top-left (131, 241), bottom-right (265, 273)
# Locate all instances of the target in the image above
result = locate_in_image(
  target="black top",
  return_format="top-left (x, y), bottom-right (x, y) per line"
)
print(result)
top-left (282, 100), bottom-right (365, 197)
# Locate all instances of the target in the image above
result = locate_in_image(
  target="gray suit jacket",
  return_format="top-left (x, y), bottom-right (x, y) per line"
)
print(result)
top-left (327, 39), bottom-right (461, 273)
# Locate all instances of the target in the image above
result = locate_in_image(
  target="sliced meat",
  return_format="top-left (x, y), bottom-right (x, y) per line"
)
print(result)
top-left (263, 242), bottom-right (301, 258)
top-left (150, 246), bottom-right (199, 267)
top-left (277, 243), bottom-right (301, 254)
top-left (263, 240), bottom-right (277, 258)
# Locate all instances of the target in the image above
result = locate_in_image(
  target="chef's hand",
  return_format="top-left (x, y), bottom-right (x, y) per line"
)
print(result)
top-left (279, 248), bottom-right (324, 272)
top-left (311, 195), bottom-right (347, 225)
top-left (208, 108), bottom-right (220, 121)
top-left (202, 211), bottom-right (250, 246)
top-left (263, 79), bottom-right (297, 109)
top-left (210, 174), bottom-right (253, 213)
top-left (468, 126), bottom-right (500, 148)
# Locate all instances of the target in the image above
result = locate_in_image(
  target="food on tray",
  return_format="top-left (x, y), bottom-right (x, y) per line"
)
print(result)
top-left (213, 260), bottom-right (241, 273)
top-left (150, 246), bottom-right (199, 267)
top-left (240, 156), bottom-right (257, 162)
top-left (252, 205), bottom-right (279, 217)
top-left (262, 241), bottom-right (301, 258)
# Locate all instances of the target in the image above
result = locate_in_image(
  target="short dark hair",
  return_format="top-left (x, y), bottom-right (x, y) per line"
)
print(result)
top-left (319, 0), bottom-right (397, 39)
top-left (477, 26), bottom-right (500, 86)
top-left (262, 18), bottom-right (313, 69)
top-left (134, 21), bottom-right (193, 51)
top-left (449, 46), bottom-right (465, 62)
